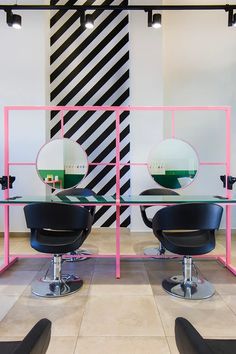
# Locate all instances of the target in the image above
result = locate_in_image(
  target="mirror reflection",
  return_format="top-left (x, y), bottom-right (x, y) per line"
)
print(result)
top-left (147, 138), bottom-right (198, 189)
top-left (36, 138), bottom-right (88, 189)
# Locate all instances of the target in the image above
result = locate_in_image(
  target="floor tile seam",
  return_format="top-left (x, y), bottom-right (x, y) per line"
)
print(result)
top-left (153, 294), bottom-right (170, 338)
top-left (164, 335), bottom-right (173, 354)
top-left (0, 296), bottom-right (20, 324)
top-left (217, 292), bottom-right (236, 315)
top-left (85, 294), bottom-right (156, 298)
top-left (77, 296), bottom-right (93, 339)
top-left (75, 334), bottom-right (168, 338)
top-left (0, 294), bottom-right (21, 299)
top-left (18, 293), bottom-right (89, 303)
top-left (206, 335), bottom-right (236, 339)
top-left (91, 271), bottom-right (148, 276)
top-left (87, 293), bottom-right (154, 297)
top-left (93, 266), bottom-right (147, 271)
top-left (0, 290), bottom-right (31, 297)
top-left (145, 266), bottom-right (158, 298)
top-left (166, 335), bottom-right (176, 353)
top-left (76, 334), bottom-right (167, 337)
top-left (89, 276), bottom-right (152, 282)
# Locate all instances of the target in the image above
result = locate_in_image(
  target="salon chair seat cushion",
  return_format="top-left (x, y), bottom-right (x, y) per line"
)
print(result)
top-left (30, 229), bottom-right (86, 254)
top-left (161, 230), bottom-right (215, 255)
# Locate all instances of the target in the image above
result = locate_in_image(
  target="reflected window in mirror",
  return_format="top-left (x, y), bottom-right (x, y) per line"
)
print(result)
top-left (147, 138), bottom-right (199, 189)
top-left (36, 138), bottom-right (88, 190)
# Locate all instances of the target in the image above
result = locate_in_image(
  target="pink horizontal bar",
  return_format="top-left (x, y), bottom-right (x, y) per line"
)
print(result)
top-left (10, 253), bottom-right (117, 259)
top-left (5, 105), bottom-right (230, 112)
top-left (120, 162), bottom-right (148, 166)
top-left (89, 162), bottom-right (116, 166)
top-left (9, 162), bottom-right (36, 166)
top-left (199, 162), bottom-right (226, 166)
top-left (119, 203), bottom-right (178, 207)
top-left (8, 254), bottom-right (52, 258)
top-left (89, 162), bottom-right (148, 166)
top-left (119, 254), bottom-right (224, 259)
top-left (0, 257), bottom-right (18, 274)
top-left (0, 203), bottom-right (116, 207)
top-left (8, 161), bottom-right (226, 167)
top-left (218, 257), bottom-right (236, 275)
top-left (4, 253), bottom-right (224, 260)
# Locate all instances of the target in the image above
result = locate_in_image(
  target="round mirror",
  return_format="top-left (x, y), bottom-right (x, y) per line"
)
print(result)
top-left (147, 138), bottom-right (199, 189)
top-left (36, 138), bottom-right (88, 190)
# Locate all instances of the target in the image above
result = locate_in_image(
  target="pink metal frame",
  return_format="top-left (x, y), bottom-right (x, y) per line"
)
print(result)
top-left (1, 105), bottom-right (233, 278)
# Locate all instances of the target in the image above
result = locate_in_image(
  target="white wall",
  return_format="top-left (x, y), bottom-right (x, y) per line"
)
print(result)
top-left (38, 140), bottom-right (64, 170)
top-left (129, 0), bottom-right (164, 230)
top-left (163, 0), bottom-right (236, 228)
top-left (0, 3), bottom-right (49, 232)
top-left (1, 0), bottom-right (236, 233)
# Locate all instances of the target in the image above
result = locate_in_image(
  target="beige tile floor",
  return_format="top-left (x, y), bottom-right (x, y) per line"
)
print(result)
top-left (0, 229), bottom-right (236, 353)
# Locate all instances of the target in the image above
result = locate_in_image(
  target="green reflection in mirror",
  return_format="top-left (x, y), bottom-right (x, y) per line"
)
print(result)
top-left (36, 138), bottom-right (88, 190)
top-left (147, 138), bottom-right (199, 189)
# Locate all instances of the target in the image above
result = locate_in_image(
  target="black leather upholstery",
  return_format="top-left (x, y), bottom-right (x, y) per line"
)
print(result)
top-left (24, 203), bottom-right (93, 254)
top-left (0, 318), bottom-right (51, 354)
top-left (140, 188), bottom-right (179, 228)
top-left (56, 187), bottom-right (96, 241)
top-left (152, 203), bottom-right (223, 256)
top-left (175, 317), bottom-right (236, 354)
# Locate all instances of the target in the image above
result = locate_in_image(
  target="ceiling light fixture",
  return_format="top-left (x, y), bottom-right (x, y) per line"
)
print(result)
top-left (84, 14), bottom-right (94, 29)
top-left (152, 13), bottom-right (162, 29)
top-left (228, 8), bottom-right (236, 27)
top-left (147, 10), bottom-right (162, 29)
top-left (80, 12), bottom-right (94, 29)
top-left (233, 13), bottom-right (236, 27)
top-left (1, 4), bottom-right (236, 29)
top-left (6, 10), bottom-right (22, 29)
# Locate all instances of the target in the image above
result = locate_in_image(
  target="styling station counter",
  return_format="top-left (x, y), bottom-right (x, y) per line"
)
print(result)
top-left (0, 105), bottom-right (233, 278)
top-left (0, 194), bottom-right (235, 278)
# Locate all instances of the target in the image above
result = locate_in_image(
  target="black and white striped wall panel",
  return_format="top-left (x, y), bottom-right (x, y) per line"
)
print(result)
top-left (50, 0), bottom-right (130, 227)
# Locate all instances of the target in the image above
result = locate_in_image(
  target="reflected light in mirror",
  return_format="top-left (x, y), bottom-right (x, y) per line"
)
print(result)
top-left (147, 138), bottom-right (199, 189)
top-left (36, 138), bottom-right (88, 190)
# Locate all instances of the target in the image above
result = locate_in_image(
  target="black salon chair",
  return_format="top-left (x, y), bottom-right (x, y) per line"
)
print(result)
top-left (175, 317), bottom-right (236, 354)
top-left (152, 203), bottom-right (223, 299)
top-left (24, 203), bottom-right (93, 297)
top-left (140, 188), bottom-right (179, 255)
top-left (56, 187), bottom-right (97, 260)
top-left (0, 318), bottom-right (51, 354)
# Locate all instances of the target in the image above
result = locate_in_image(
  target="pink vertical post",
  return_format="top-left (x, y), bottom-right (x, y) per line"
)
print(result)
top-left (171, 110), bottom-right (175, 138)
top-left (3, 107), bottom-right (10, 265)
top-left (225, 107), bottom-right (231, 265)
top-left (225, 107), bottom-right (231, 197)
top-left (115, 110), bottom-right (121, 278)
top-left (225, 205), bottom-right (231, 265)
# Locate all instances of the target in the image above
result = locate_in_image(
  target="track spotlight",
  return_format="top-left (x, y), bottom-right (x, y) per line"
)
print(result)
top-left (147, 10), bottom-right (161, 29)
top-left (6, 10), bottom-right (22, 29)
top-left (81, 12), bottom-right (94, 29)
top-left (227, 8), bottom-right (236, 27)
top-left (84, 14), bottom-right (94, 29)
top-left (233, 13), bottom-right (236, 27)
top-left (152, 13), bottom-right (162, 29)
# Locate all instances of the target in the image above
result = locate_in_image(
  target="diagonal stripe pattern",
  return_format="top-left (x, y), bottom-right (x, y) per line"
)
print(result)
top-left (50, 0), bottom-right (130, 227)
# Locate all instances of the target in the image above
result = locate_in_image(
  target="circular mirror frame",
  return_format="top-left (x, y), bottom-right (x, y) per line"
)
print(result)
top-left (36, 138), bottom-right (88, 190)
top-left (147, 138), bottom-right (199, 189)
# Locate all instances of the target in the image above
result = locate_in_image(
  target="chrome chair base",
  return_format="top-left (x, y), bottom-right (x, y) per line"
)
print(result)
top-left (143, 246), bottom-right (165, 256)
top-left (32, 279), bottom-right (83, 298)
top-left (66, 249), bottom-right (93, 262)
top-left (162, 276), bottom-right (215, 300)
top-left (41, 273), bottom-right (81, 283)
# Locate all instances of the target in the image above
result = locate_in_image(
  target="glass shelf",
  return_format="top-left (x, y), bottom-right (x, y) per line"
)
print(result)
top-left (1, 194), bottom-right (235, 204)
